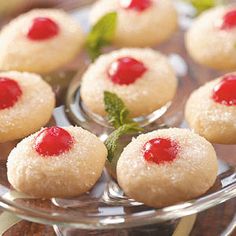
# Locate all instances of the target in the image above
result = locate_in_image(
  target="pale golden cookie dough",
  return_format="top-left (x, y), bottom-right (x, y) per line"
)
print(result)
top-left (7, 126), bottom-right (107, 198)
top-left (80, 48), bottom-right (178, 117)
top-left (0, 71), bottom-right (55, 143)
top-left (0, 9), bottom-right (84, 74)
top-left (185, 75), bottom-right (236, 144)
top-left (90, 0), bottom-right (178, 47)
top-left (117, 128), bottom-right (218, 208)
top-left (185, 5), bottom-right (236, 70)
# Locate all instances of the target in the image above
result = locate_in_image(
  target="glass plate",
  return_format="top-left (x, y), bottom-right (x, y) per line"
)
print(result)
top-left (0, 0), bottom-right (236, 231)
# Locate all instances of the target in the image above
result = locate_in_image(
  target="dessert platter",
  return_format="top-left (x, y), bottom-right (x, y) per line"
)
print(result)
top-left (0, 0), bottom-right (236, 235)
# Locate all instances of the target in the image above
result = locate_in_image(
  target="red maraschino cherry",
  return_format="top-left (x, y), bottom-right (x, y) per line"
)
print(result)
top-left (34, 127), bottom-right (74, 156)
top-left (27, 17), bottom-right (59, 40)
top-left (143, 138), bottom-right (179, 164)
top-left (212, 74), bottom-right (236, 106)
top-left (120, 0), bottom-right (152, 12)
top-left (220, 9), bottom-right (236, 30)
top-left (107, 57), bottom-right (147, 85)
top-left (0, 77), bottom-right (22, 110)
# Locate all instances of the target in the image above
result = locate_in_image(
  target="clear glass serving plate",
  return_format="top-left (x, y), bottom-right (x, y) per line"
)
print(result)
top-left (0, 0), bottom-right (236, 235)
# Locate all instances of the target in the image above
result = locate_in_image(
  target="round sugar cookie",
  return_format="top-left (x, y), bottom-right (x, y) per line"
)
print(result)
top-left (185, 73), bottom-right (236, 144)
top-left (7, 126), bottom-right (107, 198)
top-left (90, 0), bottom-right (178, 47)
top-left (0, 71), bottom-right (55, 143)
top-left (80, 48), bottom-right (177, 118)
top-left (0, 9), bottom-right (84, 74)
top-left (117, 128), bottom-right (218, 208)
top-left (185, 5), bottom-right (236, 70)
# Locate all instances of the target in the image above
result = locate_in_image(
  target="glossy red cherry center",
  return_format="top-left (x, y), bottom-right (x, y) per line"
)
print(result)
top-left (0, 77), bottom-right (22, 110)
top-left (120, 0), bottom-right (152, 12)
top-left (220, 9), bottom-right (236, 30)
top-left (27, 17), bottom-right (59, 40)
top-left (143, 138), bottom-right (179, 164)
top-left (34, 127), bottom-right (74, 157)
top-left (212, 75), bottom-right (236, 106)
top-left (107, 57), bottom-right (147, 85)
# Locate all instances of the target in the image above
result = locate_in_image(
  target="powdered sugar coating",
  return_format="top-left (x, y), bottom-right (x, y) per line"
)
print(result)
top-left (185, 5), bottom-right (236, 70)
top-left (0, 9), bottom-right (84, 74)
top-left (185, 74), bottom-right (236, 144)
top-left (90, 0), bottom-right (178, 47)
top-left (0, 71), bottom-right (55, 143)
top-left (80, 48), bottom-right (177, 117)
top-left (7, 126), bottom-right (107, 198)
top-left (117, 128), bottom-right (218, 207)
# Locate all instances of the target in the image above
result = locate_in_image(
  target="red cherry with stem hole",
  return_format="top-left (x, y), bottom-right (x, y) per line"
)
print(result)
top-left (220, 9), bottom-right (236, 30)
top-left (120, 0), bottom-right (152, 12)
top-left (27, 17), bottom-right (59, 40)
top-left (212, 74), bottom-right (236, 106)
top-left (143, 138), bottom-right (179, 164)
top-left (107, 57), bottom-right (147, 85)
top-left (0, 77), bottom-right (22, 110)
top-left (34, 127), bottom-right (74, 157)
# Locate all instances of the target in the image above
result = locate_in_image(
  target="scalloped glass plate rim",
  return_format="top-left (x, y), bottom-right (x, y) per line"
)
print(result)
top-left (0, 180), bottom-right (236, 229)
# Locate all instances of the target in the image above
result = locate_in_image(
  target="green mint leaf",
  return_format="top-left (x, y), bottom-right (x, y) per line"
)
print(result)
top-left (86, 12), bottom-right (117, 61)
top-left (103, 91), bottom-right (144, 162)
top-left (185, 0), bottom-right (224, 14)
top-left (105, 123), bottom-right (143, 162)
top-left (104, 91), bottom-right (132, 129)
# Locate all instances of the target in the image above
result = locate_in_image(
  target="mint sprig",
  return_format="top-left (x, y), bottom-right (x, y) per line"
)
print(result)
top-left (104, 91), bottom-right (143, 162)
top-left (86, 12), bottom-right (117, 61)
top-left (104, 91), bottom-right (132, 129)
top-left (105, 123), bottom-right (142, 162)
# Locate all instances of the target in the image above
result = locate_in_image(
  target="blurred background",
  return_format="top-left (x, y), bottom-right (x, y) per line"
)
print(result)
top-left (0, 0), bottom-right (95, 25)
